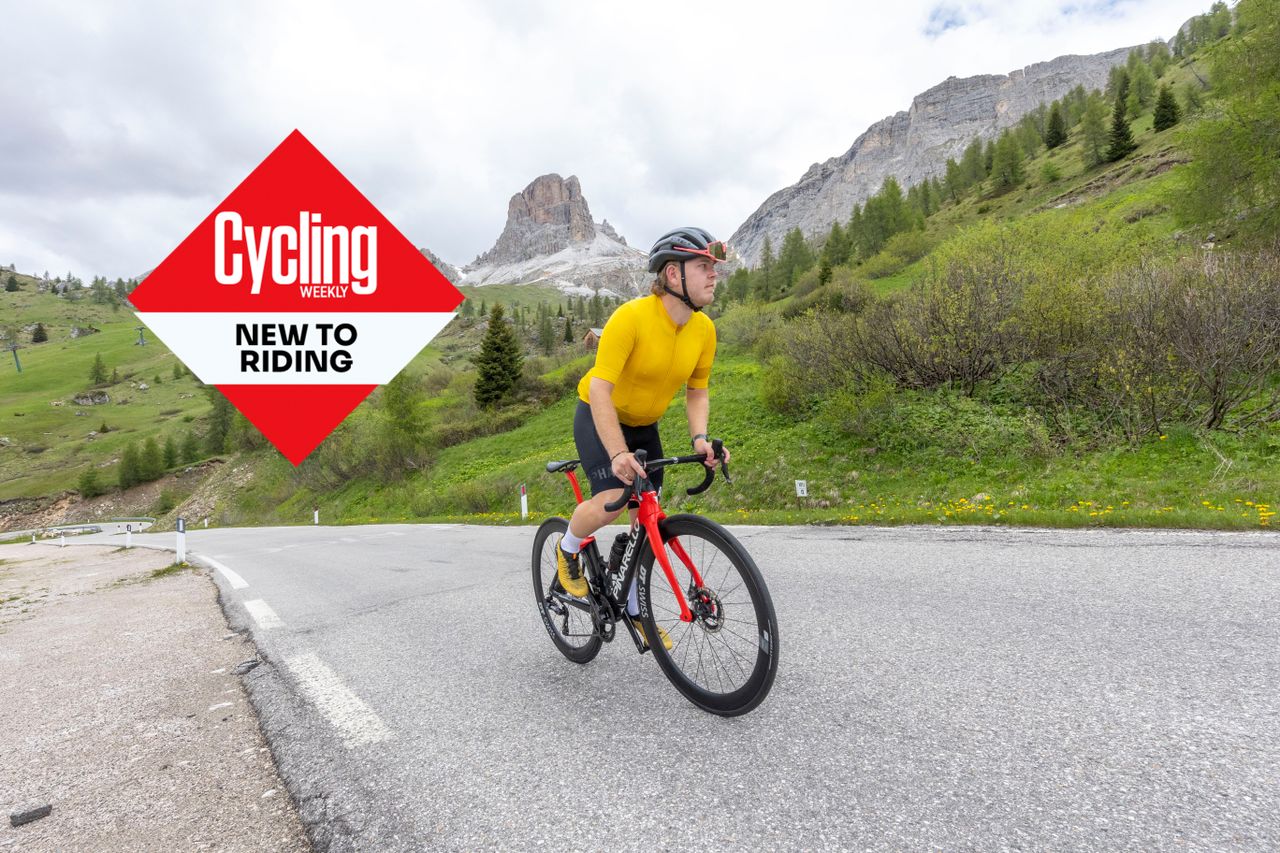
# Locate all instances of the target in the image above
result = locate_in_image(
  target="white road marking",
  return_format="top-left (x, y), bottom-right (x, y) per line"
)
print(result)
top-left (244, 599), bottom-right (283, 630)
top-left (208, 702), bottom-right (233, 711)
top-left (283, 652), bottom-right (392, 748)
top-left (205, 557), bottom-right (249, 589)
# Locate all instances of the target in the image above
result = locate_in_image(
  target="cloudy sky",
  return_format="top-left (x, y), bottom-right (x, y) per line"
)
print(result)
top-left (1, 0), bottom-right (1208, 281)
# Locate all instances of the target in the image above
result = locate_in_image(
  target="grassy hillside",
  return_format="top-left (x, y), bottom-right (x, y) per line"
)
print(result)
top-left (4, 7), bottom-right (1276, 533)
top-left (0, 280), bottom-right (212, 500)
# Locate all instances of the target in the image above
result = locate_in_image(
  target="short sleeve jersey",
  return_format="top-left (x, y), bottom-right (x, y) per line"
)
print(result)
top-left (577, 295), bottom-right (717, 427)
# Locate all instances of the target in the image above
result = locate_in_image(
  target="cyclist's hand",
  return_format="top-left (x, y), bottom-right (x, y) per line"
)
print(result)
top-left (611, 451), bottom-right (646, 484)
top-left (694, 437), bottom-right (729, 468)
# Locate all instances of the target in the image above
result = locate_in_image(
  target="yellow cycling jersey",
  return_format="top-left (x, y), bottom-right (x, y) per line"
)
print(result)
top-left (577, 294), bottom-right (717, 426)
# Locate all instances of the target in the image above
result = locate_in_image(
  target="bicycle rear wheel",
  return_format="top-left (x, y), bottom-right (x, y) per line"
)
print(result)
top-left (532, 517), bottom-right (602, 664)
top-left (639, 514), bottom-right (778, 716)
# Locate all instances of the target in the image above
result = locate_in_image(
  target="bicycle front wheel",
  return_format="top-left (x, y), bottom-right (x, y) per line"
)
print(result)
top-left (532, 517), bottom-right (602, 664)
top-left (639, 514), bottom-right (779, 716)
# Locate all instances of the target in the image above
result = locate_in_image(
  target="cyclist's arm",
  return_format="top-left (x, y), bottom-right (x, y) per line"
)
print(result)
top-left (589, 377), bottom-right (646, 481)
top-left (685, 387), bottom-right (724, 467)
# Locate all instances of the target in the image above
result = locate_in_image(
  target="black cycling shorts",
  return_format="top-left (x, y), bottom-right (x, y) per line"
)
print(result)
top-left (573, 400), bottom-right (664, 498)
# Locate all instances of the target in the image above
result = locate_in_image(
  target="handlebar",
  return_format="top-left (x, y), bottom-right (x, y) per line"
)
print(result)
top-left (602, 439), bottom-right (731, 513)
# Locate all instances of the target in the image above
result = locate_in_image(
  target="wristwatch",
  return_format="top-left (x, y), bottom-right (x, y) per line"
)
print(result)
top-left (691, 433), bottom-right (709, 449)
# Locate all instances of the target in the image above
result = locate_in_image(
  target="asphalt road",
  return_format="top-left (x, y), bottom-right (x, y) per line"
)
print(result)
top-left (85, 523), bottom-right (1280, 851)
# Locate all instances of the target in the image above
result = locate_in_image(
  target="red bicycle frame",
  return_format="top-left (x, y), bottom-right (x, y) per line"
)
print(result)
top-left (563, 468), bottom-right (705, 623)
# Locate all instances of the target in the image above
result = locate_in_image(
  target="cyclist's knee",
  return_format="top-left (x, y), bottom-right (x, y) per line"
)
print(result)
top-left (592, 489), bottom-right (626, 519)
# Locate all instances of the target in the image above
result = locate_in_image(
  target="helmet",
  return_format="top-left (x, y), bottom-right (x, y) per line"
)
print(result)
top-left (647, 227), bottom-right (726, 273)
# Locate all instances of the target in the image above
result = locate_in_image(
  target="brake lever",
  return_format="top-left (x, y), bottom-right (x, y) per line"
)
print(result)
top-left (713, 438), bottom-right (733, 484)
top-left (605, 449), bottom-right (648, 511)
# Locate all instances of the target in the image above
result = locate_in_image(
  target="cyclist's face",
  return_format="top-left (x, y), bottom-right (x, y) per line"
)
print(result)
top-left (680, 258), bottom-right (718, 307)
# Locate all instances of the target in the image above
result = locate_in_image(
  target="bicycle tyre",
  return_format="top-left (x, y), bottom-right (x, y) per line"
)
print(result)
top-left (638, 514), bottom-right (779, 716)
top-left (532, 517), bottom-right (602, 664)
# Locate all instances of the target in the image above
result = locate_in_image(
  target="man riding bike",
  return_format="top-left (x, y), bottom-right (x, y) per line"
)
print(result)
top-left (556, 226), bottom-right (730, 649)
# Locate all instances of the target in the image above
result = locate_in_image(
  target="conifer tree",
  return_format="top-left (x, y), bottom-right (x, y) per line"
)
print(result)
top-left (1105, 94), bottom-right (1138, 162)
top-left (118, 442), bottom-right (141, 490)
top-left (78, 468), bottom-right (103, 498)
top-left (756, 236), bottom-right (775, 301)
top-left (990, 131), bottom-right (1026, 191)
top-left (163, 435), bottom-right (177, 469)
top-left (538, 313), bottom-right (555, 355)
top-left (31, 323), bottom-right (48, 343)
top-left (474, 304), bottom-right (523, 408)
top-left (1080, 92), bottom-right (1110, 167)
top-left (1153, 85), bottom-right (1181, 131)
top-left (141, 437), bottom-right (163, 481)
top-left (89, 352), bottom-right (108, 385)
top-left (181, 431), bottom-right (200, 464)
top-left (4, 274), bottom-right (17, 292)
top-left (563, 316), bottom-right (573, 343)
top-left (1045, 103), bottom-right (1068, 149)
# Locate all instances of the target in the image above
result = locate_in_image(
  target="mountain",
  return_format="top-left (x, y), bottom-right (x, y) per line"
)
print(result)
top-left (461, 174), bottom-right (647, 296)
top-left (419, 247), bottom-right (461, 284)
top-left (728, 45), bottom-right (1140, 266)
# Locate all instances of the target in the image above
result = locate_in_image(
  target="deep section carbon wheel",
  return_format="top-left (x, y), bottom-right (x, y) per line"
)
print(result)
top-left (532, 517), bottom-right (602, 664)
top-left (639, 514), bottom-right (778, 716)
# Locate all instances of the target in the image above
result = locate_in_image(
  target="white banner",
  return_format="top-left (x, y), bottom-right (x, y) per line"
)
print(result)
top-left (135, 312), bottom-right (456, 385)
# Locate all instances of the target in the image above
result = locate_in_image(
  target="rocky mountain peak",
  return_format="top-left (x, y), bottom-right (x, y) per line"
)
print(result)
top-left (728, 44), bottom-right (1142, 266)
top-left (462, 175), bottom-right (647, 295)
top-left (472, 173), bottom-right (597, 267)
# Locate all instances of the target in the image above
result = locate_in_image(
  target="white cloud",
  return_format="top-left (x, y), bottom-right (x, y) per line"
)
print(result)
top-left (0, 0), bottom-right (1208, 278)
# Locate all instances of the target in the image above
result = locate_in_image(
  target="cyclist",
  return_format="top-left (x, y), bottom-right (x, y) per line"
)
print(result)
top-left (556, 226), bottom-right (730, 649)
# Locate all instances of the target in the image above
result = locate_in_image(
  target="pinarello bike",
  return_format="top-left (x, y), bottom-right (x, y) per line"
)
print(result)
top-left (532, 440), bottom-right (779, 716)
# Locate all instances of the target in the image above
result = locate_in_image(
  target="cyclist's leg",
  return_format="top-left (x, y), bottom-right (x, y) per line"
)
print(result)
top-left (566, 400), bottom-right (631, 540)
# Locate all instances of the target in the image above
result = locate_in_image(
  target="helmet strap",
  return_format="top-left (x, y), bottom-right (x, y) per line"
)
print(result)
top-left (662, 261), bottom-right (701, 312)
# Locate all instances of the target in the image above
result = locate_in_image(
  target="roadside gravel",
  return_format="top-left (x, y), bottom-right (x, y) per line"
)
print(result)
top-left (0, 543), bottom-right (309, 852)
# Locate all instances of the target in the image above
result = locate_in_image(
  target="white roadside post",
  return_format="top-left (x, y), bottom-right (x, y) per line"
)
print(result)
top-left (60, 533), bottom-right (65, 547)
top-left (176, 517), bottom-right (186, 564)
top-left (520, 484), bottom-right (528, 520)
top-left (125, 524), bottom-right (132, 549)
top-left (314, 508), bottom-right (319, 526)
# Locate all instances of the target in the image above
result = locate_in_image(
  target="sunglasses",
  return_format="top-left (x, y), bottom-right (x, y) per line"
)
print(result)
top-left (675, 241), bottom-right (728, 262)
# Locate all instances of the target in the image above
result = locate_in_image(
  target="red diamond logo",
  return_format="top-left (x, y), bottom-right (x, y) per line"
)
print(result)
top-left (129, 130), bottom-right (462, 464)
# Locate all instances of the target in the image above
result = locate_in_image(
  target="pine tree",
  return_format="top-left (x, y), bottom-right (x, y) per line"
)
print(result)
top-left (1080, 93), bottom-right (1109, 167)
top-left (118, 443), bottom-right (141, 490)
top-left (538, 313), bottom-right (555, 355)
top-left (204, 388), bottom-right (234, 454)
top-left (1105, 95), bottom-right (1137, 162)
top-left (473, 303), bottom-right (523, 408)
top-left (31, 323), bottom-right (48, 343)
top-left (4, 274), bottom-right (17, 292)
top-left (756, 236), bottom-right (775, 301)
top-left (163, 435), bottom-right (177, 469)
top-left (140, 437), bottom-right (163, 481)
top-left (78, 468), bottom-right (104, 498)
top-left (479, 299), bottom-right (487, 317)
top-left (990, 131), bottom-right (1026, 191)
top-left (181, 431), bottom-right (200, 463)
top-left (563, 316), bottom-right (573, 343)
top-left (89, 353), bottom-right (108, 385)
top-left (1045, 103), bottom-right (1068, 149)
top-left (982, 139), bottom-right (996, 176)
top-left (1153, 85), bottom-right (1181, 131)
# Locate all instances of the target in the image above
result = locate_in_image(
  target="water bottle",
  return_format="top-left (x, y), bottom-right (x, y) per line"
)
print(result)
top-left (607, 532), bottom-right (630, 574)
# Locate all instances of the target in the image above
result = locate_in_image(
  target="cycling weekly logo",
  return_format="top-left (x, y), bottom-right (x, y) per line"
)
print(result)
top-left (129, 130), bottom-right (463, 464)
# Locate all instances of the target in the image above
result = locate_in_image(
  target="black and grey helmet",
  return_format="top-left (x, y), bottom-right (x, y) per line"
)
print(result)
top-left (647, 226), bottom-right (723, 273)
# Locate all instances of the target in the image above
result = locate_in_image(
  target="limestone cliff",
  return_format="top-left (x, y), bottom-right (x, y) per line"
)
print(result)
top-left (728, 45), bottom-right (1140, 266)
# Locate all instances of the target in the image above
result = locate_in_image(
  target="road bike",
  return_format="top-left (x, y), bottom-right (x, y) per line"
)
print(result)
top-left (532, 440), bottom-right (779, 716)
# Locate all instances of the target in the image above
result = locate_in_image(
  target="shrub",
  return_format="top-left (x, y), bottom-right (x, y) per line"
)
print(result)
top-left (78, 468), bottom-right (106, 498)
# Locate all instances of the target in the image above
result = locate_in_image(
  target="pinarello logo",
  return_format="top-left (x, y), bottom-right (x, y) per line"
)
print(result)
top-left (129, 130), bottom-right (462, 464)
